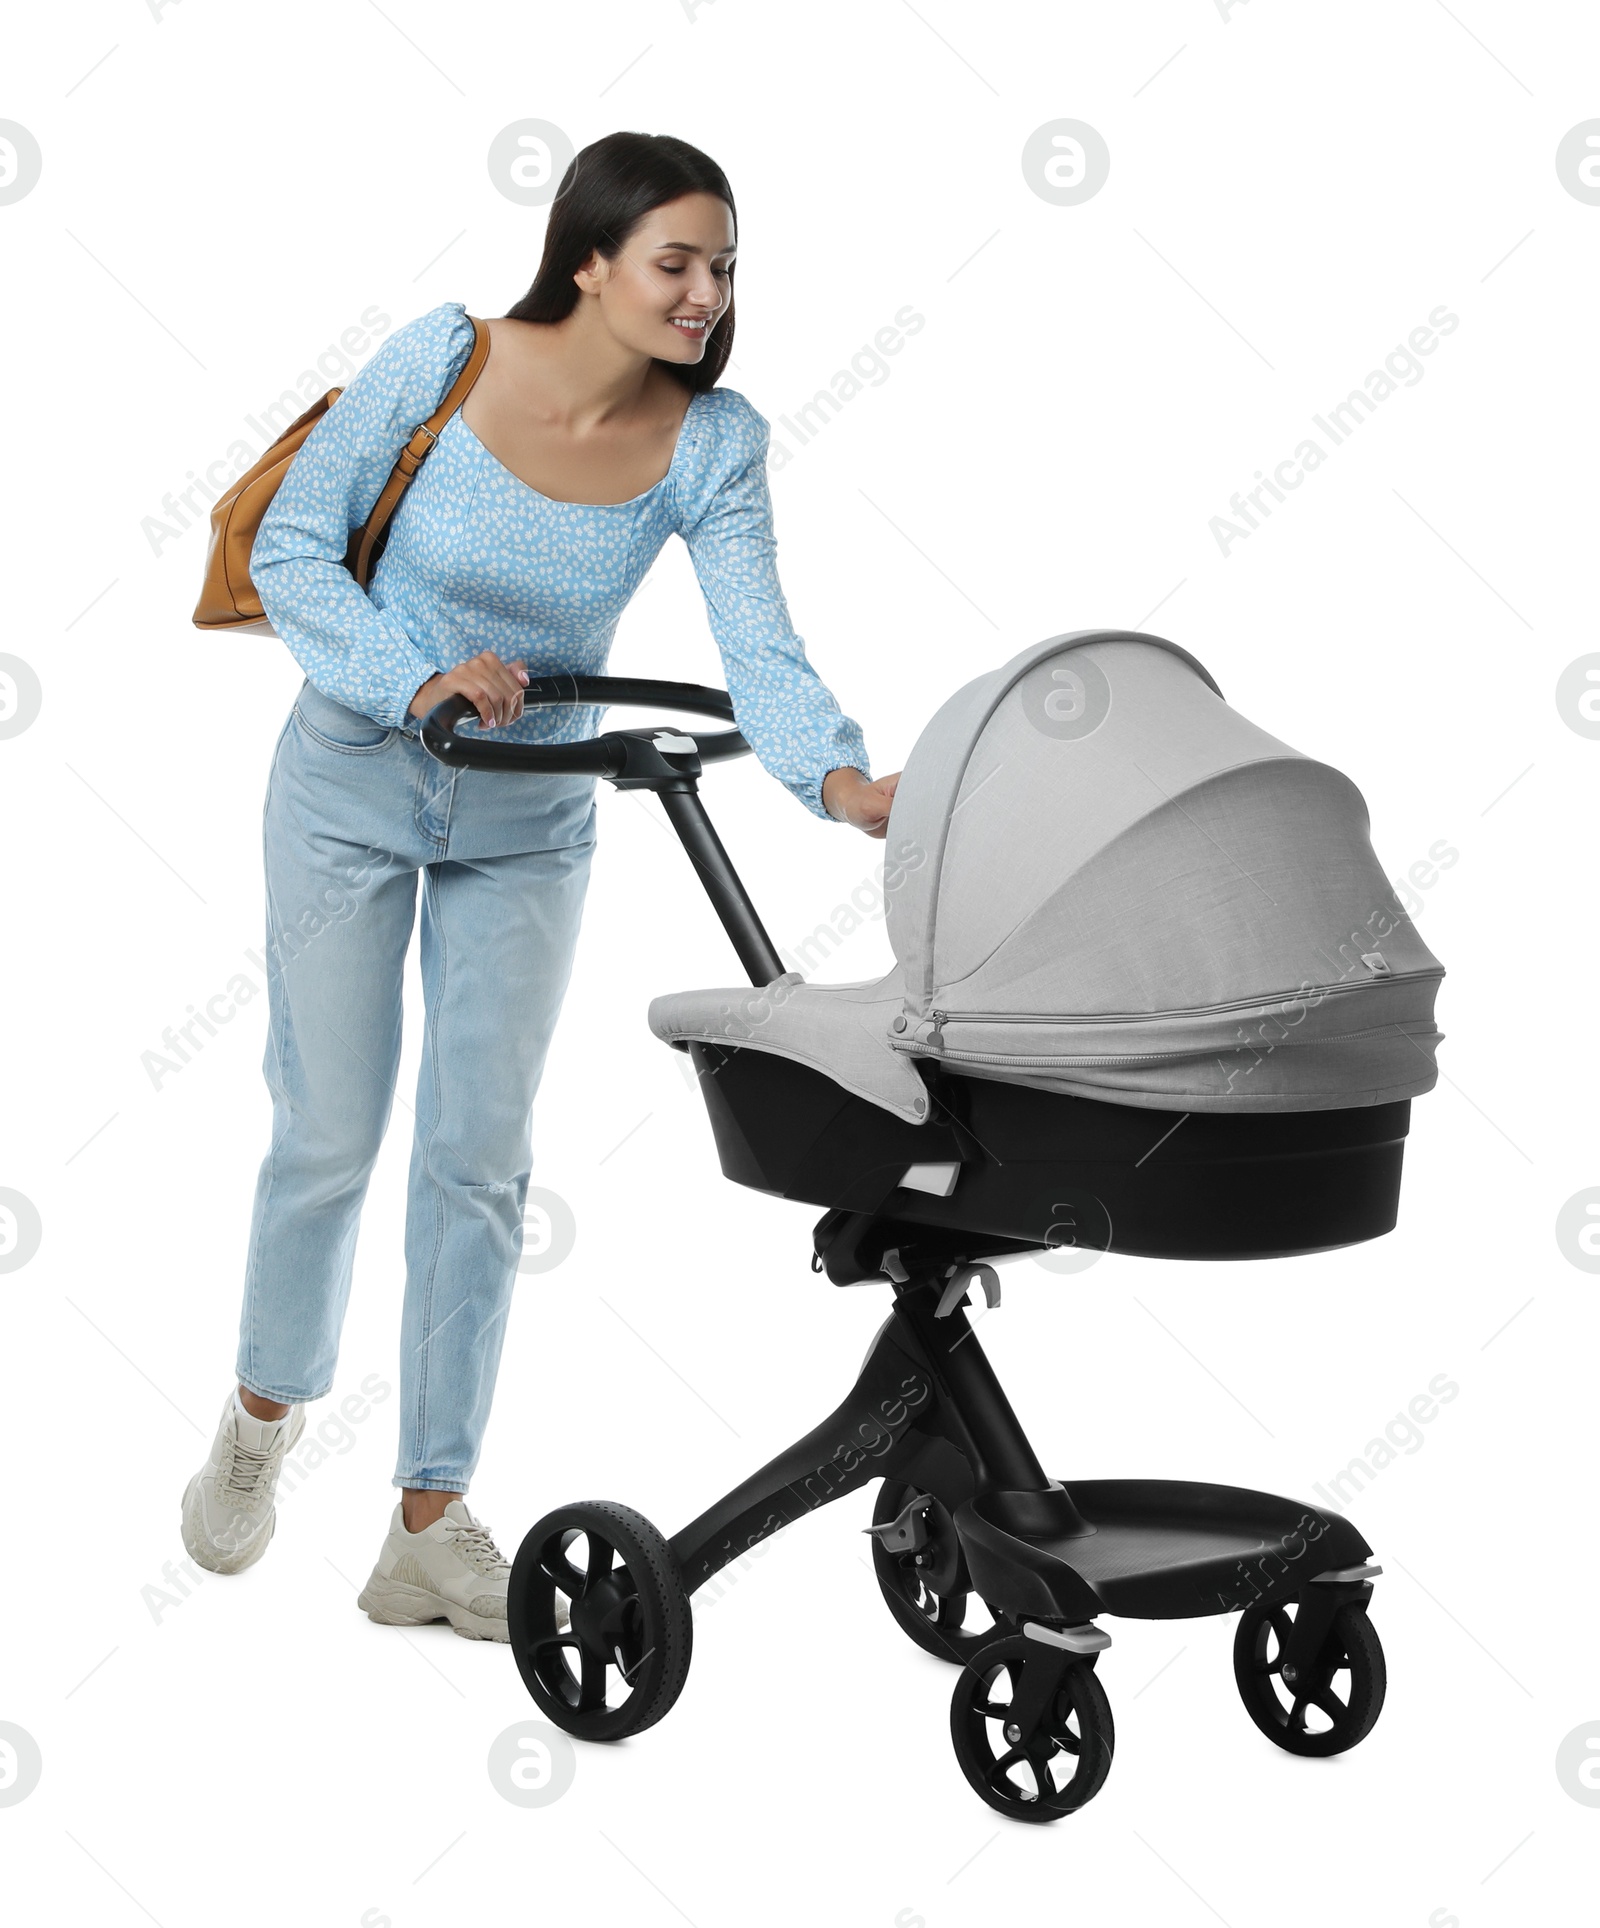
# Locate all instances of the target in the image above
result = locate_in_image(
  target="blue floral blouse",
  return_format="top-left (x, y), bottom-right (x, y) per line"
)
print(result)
top-left (250, 300), bottom-right (870, 818)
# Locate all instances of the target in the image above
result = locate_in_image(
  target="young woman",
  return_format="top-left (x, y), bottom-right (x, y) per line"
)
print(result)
top-left (181, 131), bottom-right (899, 1637)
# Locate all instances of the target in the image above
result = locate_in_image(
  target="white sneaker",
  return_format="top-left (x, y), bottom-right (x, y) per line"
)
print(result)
top-left (356, 1499), bottom-right (516, 1642)
top-left (181, 1388), bottom-right (306, 1575)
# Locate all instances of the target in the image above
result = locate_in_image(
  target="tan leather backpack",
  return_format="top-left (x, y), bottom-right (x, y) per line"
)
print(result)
top-left (192, 315), bottom-right (490, 633)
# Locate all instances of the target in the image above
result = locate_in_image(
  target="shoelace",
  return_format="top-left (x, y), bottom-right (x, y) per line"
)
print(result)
top-left (444, 1516), bottom-right (510, 1577)
top-left (217, 1435), bottom-right (280, 1508)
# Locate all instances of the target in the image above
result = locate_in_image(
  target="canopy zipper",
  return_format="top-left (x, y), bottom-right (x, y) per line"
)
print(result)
top-left (921, 968), bottom-right (1442, 1028)
top-left (904, 1044), bottom-right (1205, 1068)
top-left (901, 1021), bottom-right (1439, 1070)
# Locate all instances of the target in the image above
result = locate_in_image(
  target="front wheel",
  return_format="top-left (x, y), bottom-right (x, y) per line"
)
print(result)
top-left (949, 1632), bottom-right (1115, 1822)
top-left (508, 1500), bottom-right (692, 1742)
top-left (1232, 1596), bottom-right (1386, 1757)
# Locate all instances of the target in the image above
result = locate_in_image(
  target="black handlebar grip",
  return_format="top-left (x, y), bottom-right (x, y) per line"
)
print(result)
top-left (419, 676), bottom-right (748, 776)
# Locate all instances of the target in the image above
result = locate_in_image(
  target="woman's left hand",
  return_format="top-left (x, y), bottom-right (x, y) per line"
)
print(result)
top-left (822, 767), bottom-right (901, 839)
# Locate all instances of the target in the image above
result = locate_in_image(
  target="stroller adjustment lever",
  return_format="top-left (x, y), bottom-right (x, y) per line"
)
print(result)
top-left (934, 1261), bottom-right (1003, 1319)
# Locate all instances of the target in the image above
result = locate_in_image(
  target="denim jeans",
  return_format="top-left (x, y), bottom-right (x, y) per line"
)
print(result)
top-left (235, 679), bottom-right (596, 1491)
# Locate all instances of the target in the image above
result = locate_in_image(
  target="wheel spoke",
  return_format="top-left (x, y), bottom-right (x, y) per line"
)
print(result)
top-left (610, 1593), bottom-right (650, 1675)
top-left (895, 1563), bottom-right (927, 1609)
top-left (1026, 1738), bottom-right (1062, 1796)
top-left (578, 1646), bottom-right (611, 1711)
top-left (585, 1533), bottom-right (616, 1590)
top-left (528, 1633), bottom-right (581, 1659)
top-left (980, 1664), bottom-right (1015, 1704)
top-left (538, 1553), bottom-right (584, 1596)
top-left (1309, 1683), bottom-right (1349, 1724)
top-left (1047, 1686), bottom-right (1083, 1753)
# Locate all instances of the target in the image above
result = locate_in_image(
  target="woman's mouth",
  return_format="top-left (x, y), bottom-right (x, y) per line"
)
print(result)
top-left (669, 316), bottom-right (710, 336)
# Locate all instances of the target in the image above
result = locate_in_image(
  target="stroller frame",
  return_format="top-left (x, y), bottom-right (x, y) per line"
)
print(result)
top-left (670, 1239), bottom-right (1377, 1646)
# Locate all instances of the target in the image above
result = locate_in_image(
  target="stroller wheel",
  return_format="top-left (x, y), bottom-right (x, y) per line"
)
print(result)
top-left (508, 1501), bottom-right (693, 1743)
top-left (949, 1632), bottom-right (1115, 1822)
top-left (1232, 1596), bottom-right (1386, 1757)
top-left (870, 1480), bottom-right (1013, 1665)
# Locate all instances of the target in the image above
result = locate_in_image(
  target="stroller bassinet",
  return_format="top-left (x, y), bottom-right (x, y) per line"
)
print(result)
top-left (648, 631), bottom-right (1445, 1275)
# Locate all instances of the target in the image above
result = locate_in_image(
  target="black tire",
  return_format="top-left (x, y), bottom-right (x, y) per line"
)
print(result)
top-left (1233, 1596), bottom-right (1386, 1757)
top-left (508, 1500), bottom-right (693, 1743)
top-left (871, 1479), bottom-right (1013, 1665)
top-left (950, 1632), bottom-right (1115, 1822)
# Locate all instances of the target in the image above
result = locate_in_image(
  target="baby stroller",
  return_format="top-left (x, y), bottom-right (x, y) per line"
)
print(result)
top-left (422, 628), bottom-right (1445, 1821)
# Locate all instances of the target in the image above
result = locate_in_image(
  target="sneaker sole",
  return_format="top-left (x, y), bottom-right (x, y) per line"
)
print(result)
top-left (180, 1475), bottom-right (276, 1576)
top-left (355, 1573), bottom-right (510, 1643)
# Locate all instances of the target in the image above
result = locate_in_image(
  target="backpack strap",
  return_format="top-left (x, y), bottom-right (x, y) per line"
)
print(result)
top-left (347, 314), bottom-right (492, 587)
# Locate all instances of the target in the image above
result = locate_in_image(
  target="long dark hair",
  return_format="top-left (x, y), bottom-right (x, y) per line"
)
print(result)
top-left (503, 131), bottom-right (737, 394)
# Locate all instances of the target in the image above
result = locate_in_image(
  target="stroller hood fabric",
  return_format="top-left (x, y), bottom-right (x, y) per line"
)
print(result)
top-left (649, 631), bottom-right (1445, 1119)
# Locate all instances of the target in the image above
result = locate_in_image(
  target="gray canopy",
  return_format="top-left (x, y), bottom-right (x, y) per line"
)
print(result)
top-left (649, 631), bottom-right (1446, 1119)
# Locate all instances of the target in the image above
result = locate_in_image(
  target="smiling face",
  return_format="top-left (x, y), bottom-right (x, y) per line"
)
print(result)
top-left (574, 191), bottom-right (736, 364)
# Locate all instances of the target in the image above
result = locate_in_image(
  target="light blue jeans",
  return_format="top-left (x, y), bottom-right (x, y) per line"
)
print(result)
top-left (235, 679), bottom-right (596, 1491)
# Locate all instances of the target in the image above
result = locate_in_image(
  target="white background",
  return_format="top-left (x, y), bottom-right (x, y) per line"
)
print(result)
top-left (1, 2), bottom-right (1595, 1924)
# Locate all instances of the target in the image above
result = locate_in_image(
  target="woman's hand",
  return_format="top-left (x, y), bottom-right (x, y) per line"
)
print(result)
top-left (409, 650), bottom-right (530, 729)
top-left (822, 767), bottom-right (901, 839)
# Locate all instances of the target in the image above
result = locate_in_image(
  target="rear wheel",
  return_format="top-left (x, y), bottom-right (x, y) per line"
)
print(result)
top-left (508, 1501), bottom-right (692, 1742)
top-left (870, 1479), bottom-right (1012, 1664)
top-left (1233, 1596), bottom-right (1386, 1757)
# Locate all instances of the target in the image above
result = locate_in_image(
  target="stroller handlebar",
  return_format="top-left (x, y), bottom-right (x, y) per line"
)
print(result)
top-left (418, 673), bottom-right (751, 778)
top-left (419, 672), bottom-right (785, 989)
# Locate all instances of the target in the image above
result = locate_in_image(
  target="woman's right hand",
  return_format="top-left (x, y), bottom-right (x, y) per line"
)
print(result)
top-left (409, 650), bottom-right (530, 729)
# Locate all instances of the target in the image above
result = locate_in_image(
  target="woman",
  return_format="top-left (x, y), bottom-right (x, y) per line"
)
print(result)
top-left (181, 131), bottom-right (899, 1637)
